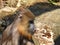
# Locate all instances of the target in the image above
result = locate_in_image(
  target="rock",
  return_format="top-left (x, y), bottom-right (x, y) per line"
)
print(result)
top-left (34, 9), bottom-right (60, 40)
top-left (33, 9), bottom-right (60, 45)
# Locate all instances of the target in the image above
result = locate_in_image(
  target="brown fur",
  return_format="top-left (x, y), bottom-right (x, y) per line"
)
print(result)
top-left (1, 7), bottom-right (35, 45)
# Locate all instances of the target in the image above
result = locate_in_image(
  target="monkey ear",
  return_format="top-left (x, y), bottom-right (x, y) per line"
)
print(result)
top-left (19, 7), bottom-right (35, 20)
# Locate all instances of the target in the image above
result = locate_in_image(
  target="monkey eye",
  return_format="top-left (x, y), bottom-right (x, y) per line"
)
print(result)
top-left (29, 20), bottom-right (34, 24)
top-left (18, 14), bottom-right (22, 18)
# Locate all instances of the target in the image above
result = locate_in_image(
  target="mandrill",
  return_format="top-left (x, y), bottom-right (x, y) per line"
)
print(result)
top-left (1, 7), bottom-right (35, 45)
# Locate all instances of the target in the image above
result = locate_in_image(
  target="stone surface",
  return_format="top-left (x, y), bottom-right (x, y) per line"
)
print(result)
top-left (34, 9), bottom-right (60, 45)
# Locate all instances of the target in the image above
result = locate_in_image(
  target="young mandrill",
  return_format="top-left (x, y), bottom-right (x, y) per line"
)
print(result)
top-left (1, 7), bottom-right (35, 45)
